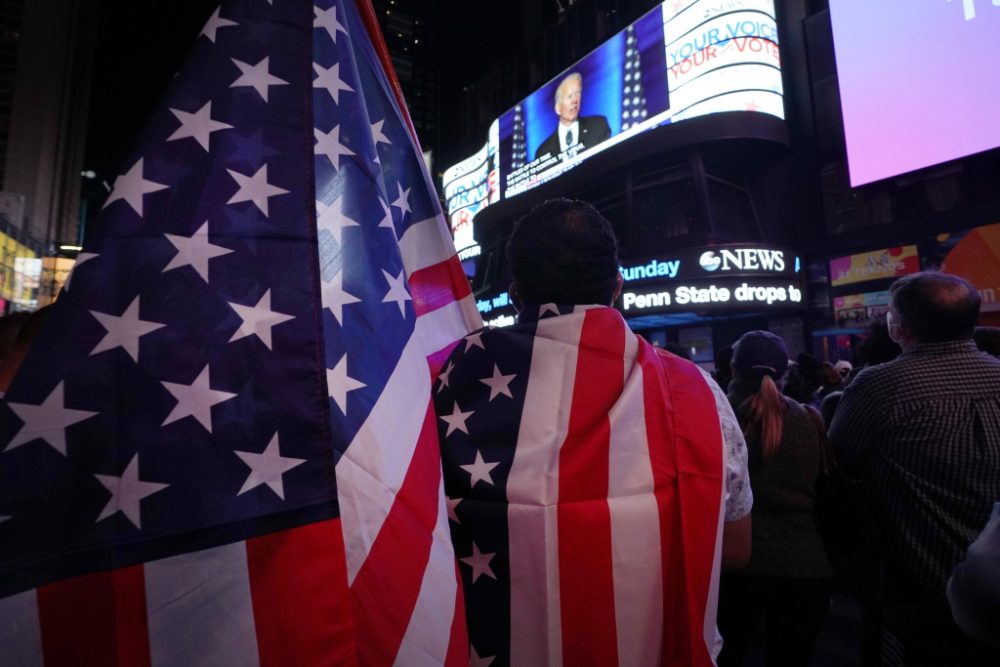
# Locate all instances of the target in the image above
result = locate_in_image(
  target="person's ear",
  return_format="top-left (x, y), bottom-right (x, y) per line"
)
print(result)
top-left (610, 272), bottom-right (624, 305)
top-left (508, 283), bottom-right (523, 313)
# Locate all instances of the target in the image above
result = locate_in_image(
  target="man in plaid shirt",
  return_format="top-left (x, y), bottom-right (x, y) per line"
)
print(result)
top-left (830, 271), bottom-right (1000, 657)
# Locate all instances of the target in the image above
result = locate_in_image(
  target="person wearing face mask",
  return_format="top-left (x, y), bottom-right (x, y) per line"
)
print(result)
top-left (829, 271), bottom-right (1000, 663)
top-left (533, 72), bottom-right (611, 161)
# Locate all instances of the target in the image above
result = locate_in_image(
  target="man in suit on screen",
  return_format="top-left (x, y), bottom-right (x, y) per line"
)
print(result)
top-left (534, 72), bottom-right (611, 161)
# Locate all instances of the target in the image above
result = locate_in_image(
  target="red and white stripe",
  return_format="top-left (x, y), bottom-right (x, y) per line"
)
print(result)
top-left (504, 306), bottom-right (723, 667)
top-left (336, 211), bottom-right (479, 667)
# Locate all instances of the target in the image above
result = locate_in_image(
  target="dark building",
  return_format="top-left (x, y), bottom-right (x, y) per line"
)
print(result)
top-left (439, 0), bottom-right (1000, 368)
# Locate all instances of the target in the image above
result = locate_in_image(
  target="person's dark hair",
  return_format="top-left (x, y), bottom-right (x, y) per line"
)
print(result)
top-left (889, 271), bottom-right (980, 343)
top-left (506, 198), bottom-right (620, 306)
top-left (973, 326), bottom-right (1000, 358)
top-left (857, 318), bottom-right (901, 366)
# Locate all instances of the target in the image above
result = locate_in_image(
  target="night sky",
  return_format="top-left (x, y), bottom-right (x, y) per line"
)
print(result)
top-left (83, 1), bottom-right (517, 182)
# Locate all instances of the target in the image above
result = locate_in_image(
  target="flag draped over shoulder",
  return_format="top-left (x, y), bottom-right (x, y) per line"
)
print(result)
top-left (434, 305), bottom-right (724, 667)
top-left (0, 1), bottom-right (479, 665)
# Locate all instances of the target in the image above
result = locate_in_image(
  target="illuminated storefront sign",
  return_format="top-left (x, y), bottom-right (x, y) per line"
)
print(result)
top-left (829, 245), bottom-right (919, 287)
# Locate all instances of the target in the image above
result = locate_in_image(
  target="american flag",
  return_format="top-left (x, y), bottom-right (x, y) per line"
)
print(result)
top-left (434, 305), bottom-right (725, 667)
top-left (0, 1), bottom-right (479, 665)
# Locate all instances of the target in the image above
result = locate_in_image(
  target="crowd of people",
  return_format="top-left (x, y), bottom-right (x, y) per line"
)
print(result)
top-left (3, 198), bottom-right (998, 666)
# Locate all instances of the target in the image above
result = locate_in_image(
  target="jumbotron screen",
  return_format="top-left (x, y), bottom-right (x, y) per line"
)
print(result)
top-left (441, 0), bottom-right (784, 240)
top-left (829, 0), bottom-right (1000, 186)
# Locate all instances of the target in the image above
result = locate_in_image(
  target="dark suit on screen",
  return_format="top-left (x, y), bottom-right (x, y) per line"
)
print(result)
top-left (533, 115), bottom-right (611, 161)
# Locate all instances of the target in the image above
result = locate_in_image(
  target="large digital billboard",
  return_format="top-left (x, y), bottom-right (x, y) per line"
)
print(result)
top-left (829, 0), bottom-right (1000, 186)
top-left (441, 120), bottom-right (499, 261)
top-left (441, 0), bottom-right (784, 235)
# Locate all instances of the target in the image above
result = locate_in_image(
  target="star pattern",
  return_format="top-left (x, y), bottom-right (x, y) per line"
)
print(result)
top-left (315, 125), bottom-right (355, 170)
top-left (226, 164), bottom-right (289, 216)
top-left (235, 434), bottom-right (306, 500)
top-left (439, 403), bottom-right (473, 438)
top-left (230, 56), bottom-right (289, 102)
top-left (228, 289), bottom-right (296, 350)
top-left (464, 331), bottom-right (485, 352)
top-left (437, 360), bottom-right (454, 393)
top-left (317, 195), bottom-right (360, 245)
top-left (460, 450), bottom-right (499, 487)
top-left (4, 382), bottom-right (98, 455)
top-left (321, 270), bottom-right (361, 325)
top-left (95, 455), bottom-right (169, 530)
top-left (391, 182), bottom-right (412, 218)
top-left (327, 354), bottom-right (366, 414)
top-left (314, 6), bottom-right (348, 42)
top-left (371, 119), bottom-right (392, 146)
top-left (479, 364), bottom-right (516, 401)
top-left (90, 297), bottom-right (167, 362)
top-left (163, 221), bottom-right (233, 282)
top-left (470, 647), bottom-right (496, 667)
top-left (446, 496), bottom-right (462, 524)
top-left (168, 101), bottom-right (233, 151)
top-left (200, 7), bottom-right (237, 43)
top-left (460, 542), bottom-right (497, 583)
top-left (313, 62), bottom-right (354, 104)
top-left (103, 159), bottom-right (169, 217)
top-left (161, 366), bottom-right (238, 432)
top-left (381, 269), bottom-right (412, 316)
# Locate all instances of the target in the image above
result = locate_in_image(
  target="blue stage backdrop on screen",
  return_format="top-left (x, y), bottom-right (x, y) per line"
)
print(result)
top-left (524, 34), bottom-right (624, 162)
top-left (636, 8), bottom-right (669, 116)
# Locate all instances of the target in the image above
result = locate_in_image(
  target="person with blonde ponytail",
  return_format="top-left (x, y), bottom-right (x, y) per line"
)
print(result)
top-left (717, 331), bottom-right (833, 667)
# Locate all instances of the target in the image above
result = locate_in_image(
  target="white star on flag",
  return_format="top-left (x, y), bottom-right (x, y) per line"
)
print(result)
top-left (326, 354), bottom-right (366, 414)
top-left (163, 221), bottom-right (233, 282)
top-left (479, 364), bottom-right (516, 401)
top-left (464, 331), bottom-right (486, 352)
top-left (89, 296), bottom-right (167, 362)
top-left (391, 182), bottom-right (412, 218)
top-left (376, 198), bottom-right (394, 235)
top-left (321, 270), bottom-right (361, 325)
top-left (381, 268), bottom-right (412, 316)
top-left (230, 56), bottom-right (288, 102)
top-left (103, 158), bottom-right (168, 217)
top-left (317, 195), bottom-right (360, 245)
top-left (371, 119), bottom-right (392, 146)
top-left (440, 402), bottom-right (474, 437)
top-left (161, 366), bottom-right (238, 432)
top-left (313, 62), bottom-right (354, 104)
top-left (226, 164), bottom-right (289, 216)
top-left (446, 496), bottom-right (462, 524)
top-left (460, 542), bottom-right (497, 584)
top-left (437, 360), bottom-right (454, 393)
top-left (470, 647), bottom-right (496, 667)
top-left (200, 7), bottom-right (237, 43)
top-left (314, 125), bottom-right (355, 170)
top-left (235, 434), bottom-right (306, 500)
top-left (62, 252), bottom-right (98, 292)
top-left (4, 381), bottom-right (98, 455)
top-left (540, 303), bottom-right (560, 316)
top-left (460, 450), bottom-right (499, 487)
top-left (167, 101), bottom-right (233, 151)
top-left (228, 289), bottom-right (295, 350)
top-left (94, 454), bottom-right (169, 530)
top-left (314, 5), bottom-right (348, 42)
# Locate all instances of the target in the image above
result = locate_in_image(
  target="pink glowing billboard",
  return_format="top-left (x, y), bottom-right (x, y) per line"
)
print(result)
top-left (829, 0), bottom-right (1000, 186)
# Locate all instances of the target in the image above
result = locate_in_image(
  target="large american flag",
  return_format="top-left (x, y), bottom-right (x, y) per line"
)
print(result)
top-left (0, 1), bottom-right (479, 665)
top-left (434, 305), bottom-right (725, 667)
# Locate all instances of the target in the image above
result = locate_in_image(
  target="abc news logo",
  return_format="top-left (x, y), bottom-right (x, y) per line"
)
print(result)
top-left (698, 248), bottom-right (786, 273)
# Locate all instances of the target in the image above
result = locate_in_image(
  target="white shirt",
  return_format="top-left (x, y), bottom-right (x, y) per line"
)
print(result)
top-left (557, 120), bottom-right (580, 152)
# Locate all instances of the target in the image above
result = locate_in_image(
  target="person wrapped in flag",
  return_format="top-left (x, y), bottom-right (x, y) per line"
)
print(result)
top-left (0, 1), bottom-right (479, 665)
top-left (435, 199), bottom-right (753, 666)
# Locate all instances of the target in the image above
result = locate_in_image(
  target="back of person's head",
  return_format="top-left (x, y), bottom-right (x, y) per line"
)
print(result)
top-left (973, 326), bottom-right (1000, 358)
top-left (506, 198), bottom-right (620, 306)
top-left (889, 271), bottom-right (980, 343)
top-left (732, 330), bottom-right (789, 458)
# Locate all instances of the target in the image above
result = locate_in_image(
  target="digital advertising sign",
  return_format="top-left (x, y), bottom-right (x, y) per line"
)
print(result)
top-left (441, 0), bottom-right (785, 235)
top-left (829, 0), bottom-right (1000, 186)
top-left (441, 120), bottom-right (499, 262)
